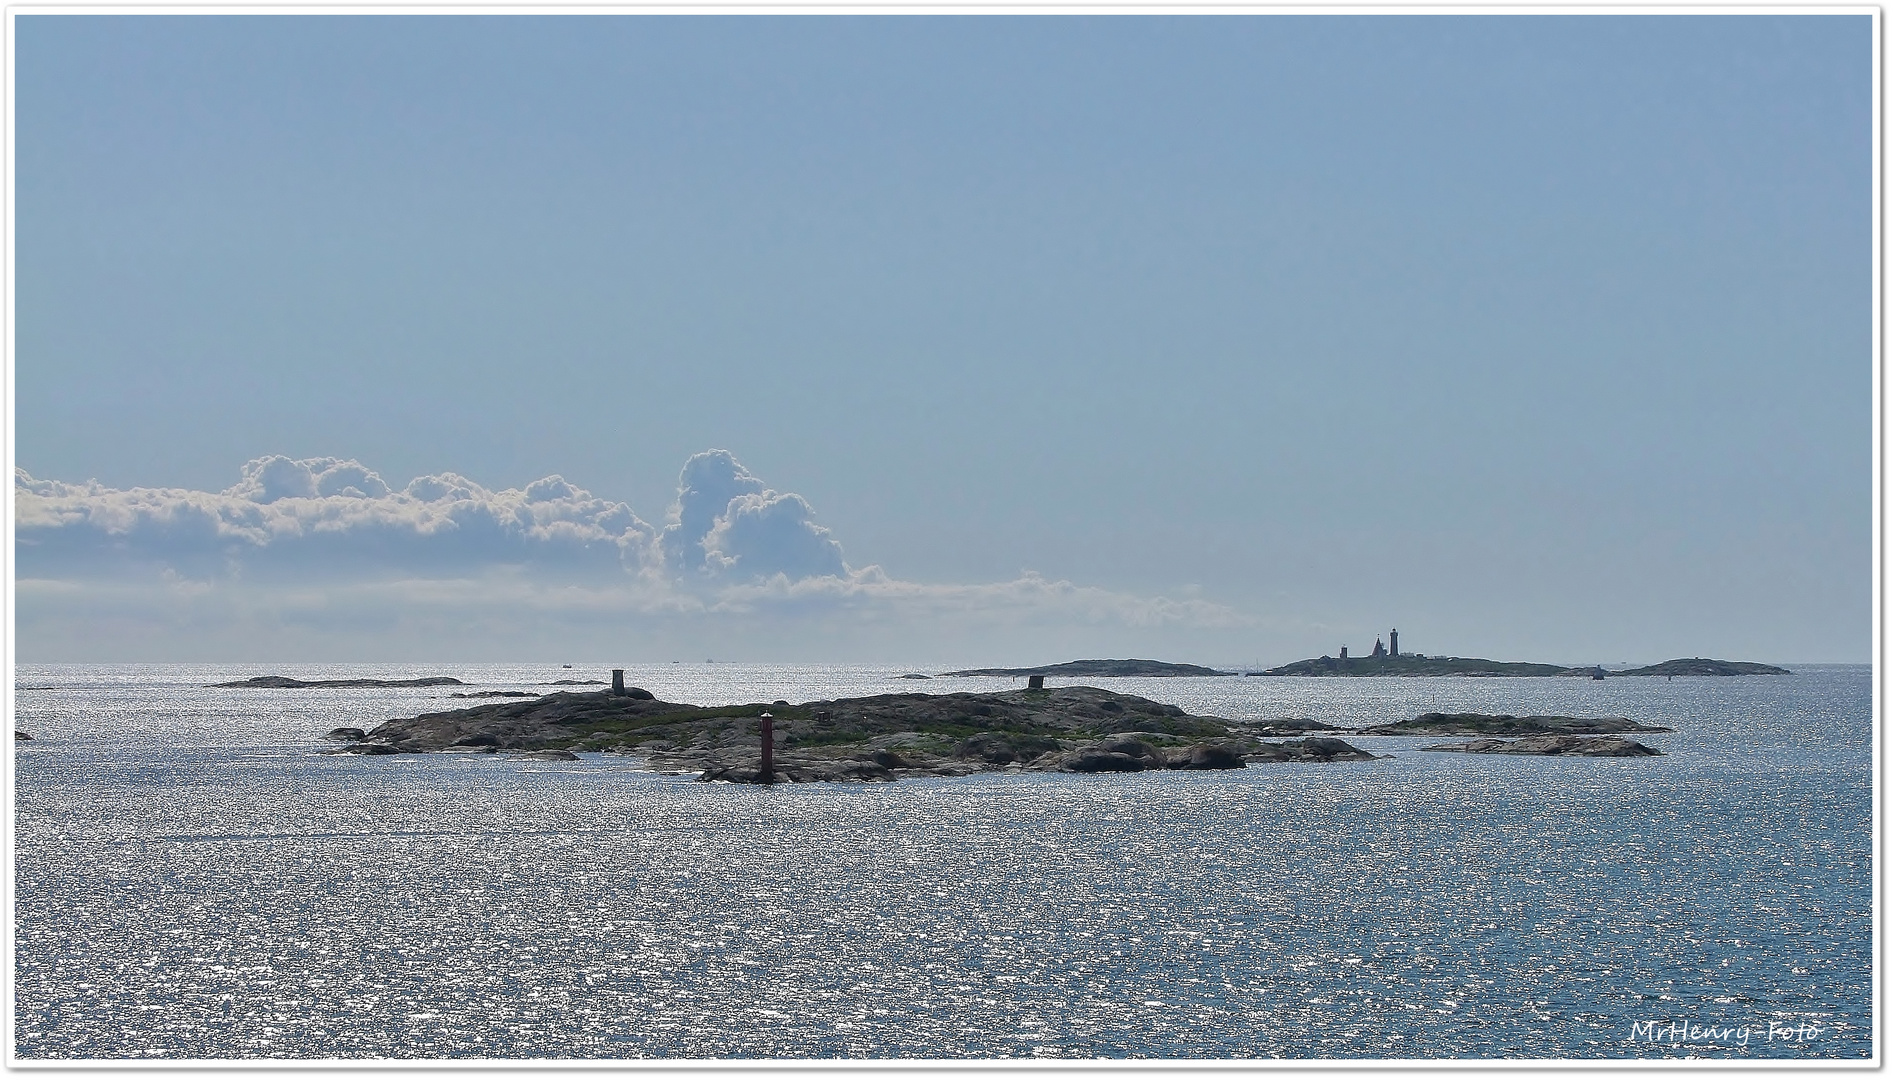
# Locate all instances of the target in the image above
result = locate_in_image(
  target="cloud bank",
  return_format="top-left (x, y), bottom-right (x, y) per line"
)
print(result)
top-left (18, 455), bottom-right (654, 583)
top-left (16, 450), bottom-right (1249, 660)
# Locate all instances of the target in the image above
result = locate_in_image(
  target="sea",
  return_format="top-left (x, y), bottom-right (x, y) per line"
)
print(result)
top-left (10, 662), bottom-right (1874, 1060)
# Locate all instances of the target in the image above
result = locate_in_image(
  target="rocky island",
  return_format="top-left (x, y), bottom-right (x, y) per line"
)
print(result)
top-left (1258, 655), bottom-right (1581, 677)
top-left (1610, 658), bottom-right (1791, 677)
top-left (1354, 712), bottom-right (1669, 757)
top-left (937, 659), bottom-right (1235, 678)
top-left (214, 675), bottom-right (466, 689)
top-left (1356, 712), bottom-right (1673, 736)
top-left (1255, 654), bottom-right (1788, 678)
top-left (331, 685), bottom-right (1379, 782)
top-left (1419, 735), bottom-right (1662, 757)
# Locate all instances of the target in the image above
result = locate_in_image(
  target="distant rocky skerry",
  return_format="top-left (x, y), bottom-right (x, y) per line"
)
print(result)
top-left (1253, 655), bottom-right (1788, 678)
top-left (330, 685), bottom-right (1381, 782)
top-left (1358, 712), bottom-right (1674, 736)
top-left (1614, 658), bottom-right (1791, 677)
top-left (1351, 712), bottom-right (1668, 757)
top-left (938, 659), bottom-right (1234, 678)
top-left (213, 675), bottom-right (466, 689)
top-left (1420, 735), bottom-right (1662, 757)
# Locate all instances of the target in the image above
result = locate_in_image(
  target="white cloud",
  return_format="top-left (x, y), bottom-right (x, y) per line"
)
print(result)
top-left (702, 491), bottom-right (848, 581)
top-left (224, 455), bottom-right (394, 502)
top-left (15, 457), bottom-right (657, 582)
top-left (15, 450), bottom-right (1253, 660)
top-left (657, 449), bottom-right (766, 574)
top-left (656, 449), bottom-right (853, 584)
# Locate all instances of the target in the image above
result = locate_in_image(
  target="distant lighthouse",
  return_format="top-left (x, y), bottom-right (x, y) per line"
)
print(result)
top-left (1390, 629), bottom-right (1399, 657)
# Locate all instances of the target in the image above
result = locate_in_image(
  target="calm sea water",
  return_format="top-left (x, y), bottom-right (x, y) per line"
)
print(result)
top-left (11, 662), bottom-right (1873, 1060)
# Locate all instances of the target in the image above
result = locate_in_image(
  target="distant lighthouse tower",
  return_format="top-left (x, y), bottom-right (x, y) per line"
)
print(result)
top-left (1390, 629), bottom-right (1399, 657)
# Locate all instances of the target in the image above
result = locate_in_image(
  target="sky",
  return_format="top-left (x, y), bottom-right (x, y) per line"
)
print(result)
top-left (11, 14), bottom-right (1874, 666)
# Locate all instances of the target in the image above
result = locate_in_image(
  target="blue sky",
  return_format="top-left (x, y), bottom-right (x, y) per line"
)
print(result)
top-left (12, 14), bottom-right (1873, 664)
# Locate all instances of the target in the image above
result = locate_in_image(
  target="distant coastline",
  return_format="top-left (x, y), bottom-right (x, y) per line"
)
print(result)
top-left (927, 653), bottom-right (1792, 680)
top-left (210, 675), bottom-right (468, 689)
top-left (1252, 655), bottom-right (1791, 678)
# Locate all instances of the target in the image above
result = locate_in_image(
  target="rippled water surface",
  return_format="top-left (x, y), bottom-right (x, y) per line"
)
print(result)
top-left (12, 663), bottom-right (1873, 1059)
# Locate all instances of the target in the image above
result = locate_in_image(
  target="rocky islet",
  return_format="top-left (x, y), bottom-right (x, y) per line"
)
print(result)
top-left (1357, 712), bottom-right (1674, 737)
top-left (1253, 653), bottom-right (1788, 678)
top-left (308, 676), bottom-right (1684, 781)
top-left (326, 684), bottom-right (1390, 781)
top-left (212, 675), bottom-right (467, 689)
top-left (937, 659), bottom-right (1235, 678)
top-left (1418, 735), bottom-right (1663, 757)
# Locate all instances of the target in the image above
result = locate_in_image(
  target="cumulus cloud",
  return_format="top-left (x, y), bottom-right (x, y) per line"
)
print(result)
top-left (702, 492), bottom-right (848, 580)
top-left (16, 450), bottom-right (862, 588)
top-left (16, 457), bottom-right (657, 583)
top-left (16, 449), bottom-right (1252, 659)
top-left (657, 450), bottom-right (766, 573)
top-left (658, 450), bottom-right (851, 583)
top-left (224, 455), bottom-right (393, 502)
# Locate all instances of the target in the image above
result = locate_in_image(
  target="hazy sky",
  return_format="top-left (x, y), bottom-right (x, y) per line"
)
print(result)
top-left (13, 14), bottom-right (1872, 665)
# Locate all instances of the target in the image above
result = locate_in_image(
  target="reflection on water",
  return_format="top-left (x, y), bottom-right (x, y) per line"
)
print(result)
top-left (13, 664), bottom-right (1872, 1058)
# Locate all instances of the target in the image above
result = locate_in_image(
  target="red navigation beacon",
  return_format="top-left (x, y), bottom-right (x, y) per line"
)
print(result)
top-left (758, 712), bottom-right (775, 784)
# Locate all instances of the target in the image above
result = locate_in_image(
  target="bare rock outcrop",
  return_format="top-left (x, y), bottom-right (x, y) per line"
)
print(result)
top-left (337, 684), bottom-right (1384, 783)
top-left (1360, 712), bottom-right (1672, 736)
top-left (1420, 735), bottom-right (1663, 757)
